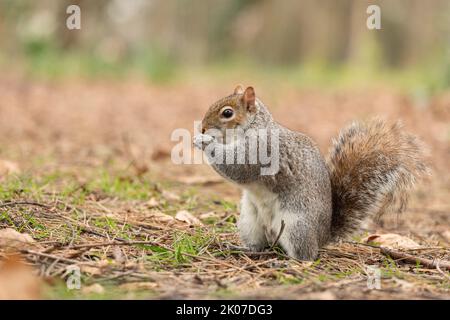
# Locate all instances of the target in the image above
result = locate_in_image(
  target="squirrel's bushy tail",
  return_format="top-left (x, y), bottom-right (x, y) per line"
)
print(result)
top-left (327, 119), bottom-right (429, 240)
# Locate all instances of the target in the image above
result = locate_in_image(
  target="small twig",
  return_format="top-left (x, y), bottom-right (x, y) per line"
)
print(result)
top-left (0, 201), bottom-right (51, 209)
top-left (64, 240), bottom-right (160, 250)
top-left (270, 220), bottom-right (285, 250)
top-left (380, 246), bottom-right (450, 271)
top-left (78, 224), bottom-right (127, 242)
top-left (21, 249), bottom-right (96, 266)
top-left (98, 270), bottom-right (137, 282)
top-left (404, 247), bottom-right (448, 252)
top-left (217, 213), bottom-right (236, 225)
top-left (435, 260), bottom-right (450, 280)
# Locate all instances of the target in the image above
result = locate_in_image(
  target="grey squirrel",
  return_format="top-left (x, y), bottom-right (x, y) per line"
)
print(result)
top-left (193, 85), bottom-right (428, 260)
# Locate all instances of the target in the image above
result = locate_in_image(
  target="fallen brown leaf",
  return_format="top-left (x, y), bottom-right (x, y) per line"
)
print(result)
top-left (0, 255), bottom-right (42, 299)
top-left (0, 228), bottom-right (35, 249)
top-left (80, 265), bottom-right (102, 275)
top-left (363, 233), bottom-right (422, 249)
top-left (79, 259), bottom-right (110, 275)
top-left (146, 197), bottom-right (159, 208)
top-left (0, 159), bottom-right (20, 176)
top-left (145, 210), bottom-right (175, 224)
top-left (175, 210), bottom-right (203, 226)
top-left (81, 283), bottom-right (105, 295)
top-left (162, 190), bottom-right (180, 201)
top-left (441, 230), bottom-right (450, 243)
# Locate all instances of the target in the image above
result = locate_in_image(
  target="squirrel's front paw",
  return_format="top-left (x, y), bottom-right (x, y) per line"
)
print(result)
top-left (193, 133), bottom-right (214, 150)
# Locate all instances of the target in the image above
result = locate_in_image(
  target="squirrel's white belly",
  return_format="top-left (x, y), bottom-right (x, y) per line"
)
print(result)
top-left (243, 184), bottom-right (281, 244)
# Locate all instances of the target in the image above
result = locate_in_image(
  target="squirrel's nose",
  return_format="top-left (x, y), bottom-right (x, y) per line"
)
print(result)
top-left (201, 128), bottom-right (206, 134)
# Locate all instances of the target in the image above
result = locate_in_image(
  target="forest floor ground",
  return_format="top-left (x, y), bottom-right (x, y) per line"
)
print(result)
top-left (0, 76), bottom-right (448, 299)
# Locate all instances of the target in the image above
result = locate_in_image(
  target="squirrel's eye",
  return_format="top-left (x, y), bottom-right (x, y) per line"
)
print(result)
top-left (222, 108), bottom-right (234, 119)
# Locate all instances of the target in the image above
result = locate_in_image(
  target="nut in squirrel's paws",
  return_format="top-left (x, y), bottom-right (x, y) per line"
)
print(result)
top-left (193, 134), bottom-right (214, 150)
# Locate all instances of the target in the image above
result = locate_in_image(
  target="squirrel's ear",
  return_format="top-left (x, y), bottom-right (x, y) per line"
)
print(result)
top-left (242, 86), bottom-right (256, 112)
top-left (233, 85), bottom-right (244, 95)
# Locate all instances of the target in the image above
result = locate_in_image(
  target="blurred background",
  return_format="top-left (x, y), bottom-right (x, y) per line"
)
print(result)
top-left (0, 0), bottom-right (449, 184)
top-left (0, 0), bottom-right (449, 300)
top-left (0, 0), bottom-right (449, 93)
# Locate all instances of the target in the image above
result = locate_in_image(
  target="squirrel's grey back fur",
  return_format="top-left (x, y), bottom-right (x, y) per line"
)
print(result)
top-left (195, 89), bottom-right (428, 260)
